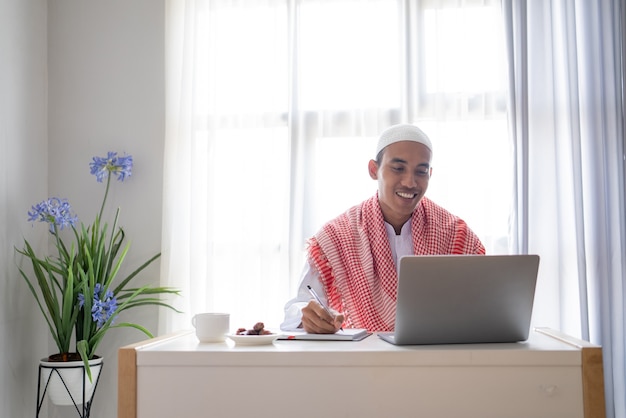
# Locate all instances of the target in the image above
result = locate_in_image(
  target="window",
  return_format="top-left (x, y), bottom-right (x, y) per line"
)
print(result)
top-left (164, 0), bottom-right (510, 327)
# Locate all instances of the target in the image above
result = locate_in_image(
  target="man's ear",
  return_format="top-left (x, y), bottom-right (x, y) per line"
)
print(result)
top-left (368, 159), bottom-right (379, 180)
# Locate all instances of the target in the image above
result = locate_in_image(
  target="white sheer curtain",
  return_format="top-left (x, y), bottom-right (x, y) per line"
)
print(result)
top-left (161, 0), bottom-right (509, 331)
top-left (162, 0), bottom-right (293, 331)
top-left (503, 1), bottom-right (626, 417)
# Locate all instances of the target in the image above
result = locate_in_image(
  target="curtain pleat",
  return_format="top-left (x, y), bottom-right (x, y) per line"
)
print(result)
top-left (502, 1), bottom-right (626, 416)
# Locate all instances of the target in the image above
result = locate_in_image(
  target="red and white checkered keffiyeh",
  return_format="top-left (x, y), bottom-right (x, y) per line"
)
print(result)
top-left (307, 194), bottom-right (485, 332)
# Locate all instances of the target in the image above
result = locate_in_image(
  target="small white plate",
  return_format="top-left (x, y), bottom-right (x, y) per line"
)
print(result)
top-left (226, 333), bottom-right (280, 346)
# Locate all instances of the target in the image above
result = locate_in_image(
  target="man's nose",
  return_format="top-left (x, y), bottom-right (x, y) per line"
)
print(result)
top-left (401, 172), bottom-right (418, 188)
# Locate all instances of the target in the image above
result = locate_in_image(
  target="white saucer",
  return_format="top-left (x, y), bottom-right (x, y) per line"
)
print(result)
top-left (226, 333), bottom-right (280, 346)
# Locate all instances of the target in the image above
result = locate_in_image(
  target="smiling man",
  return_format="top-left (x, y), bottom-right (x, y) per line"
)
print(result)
top-left (281, 124), bottom-right (485, 333)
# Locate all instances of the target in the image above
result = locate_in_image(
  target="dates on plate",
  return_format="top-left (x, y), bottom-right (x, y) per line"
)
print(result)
top-left (235, 322), bottom-right (272, 335)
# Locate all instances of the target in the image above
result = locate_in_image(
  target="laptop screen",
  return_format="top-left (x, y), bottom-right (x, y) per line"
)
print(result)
top-left (380, 254), bottom-right (540, 345)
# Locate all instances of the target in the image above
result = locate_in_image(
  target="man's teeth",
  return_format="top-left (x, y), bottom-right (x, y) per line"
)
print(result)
top-left (397, 192), bottom-right (416, 199)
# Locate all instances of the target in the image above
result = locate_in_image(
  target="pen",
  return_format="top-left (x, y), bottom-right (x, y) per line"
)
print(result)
top-left (307, 285), bottom-right (344, 331)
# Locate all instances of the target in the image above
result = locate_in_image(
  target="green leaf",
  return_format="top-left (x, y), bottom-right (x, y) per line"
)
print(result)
top-left (76, 340), bottom-right (93, 383)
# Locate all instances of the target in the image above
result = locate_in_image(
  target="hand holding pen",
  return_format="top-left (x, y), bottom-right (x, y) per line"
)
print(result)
top-left (303, 285), bottom-right (344, 333)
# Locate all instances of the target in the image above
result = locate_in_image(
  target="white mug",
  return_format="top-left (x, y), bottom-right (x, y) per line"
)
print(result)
top-left (192, 312), bottom-right (230, 343)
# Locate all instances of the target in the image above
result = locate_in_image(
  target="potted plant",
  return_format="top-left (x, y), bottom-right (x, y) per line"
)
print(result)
top-left (16, 151), bottom-right (180, 407)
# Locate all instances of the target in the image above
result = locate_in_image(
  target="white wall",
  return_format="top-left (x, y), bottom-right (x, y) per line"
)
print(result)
top-left (47, 1), bottom-right (165, 417)
top-left (0, 1), bottom-right (50, 417)
top-left (1, 1), bottom-right (166, 417)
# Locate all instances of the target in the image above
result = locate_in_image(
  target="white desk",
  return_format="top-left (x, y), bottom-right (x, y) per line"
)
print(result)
top-left (118, 328), bottom-right (605, 418)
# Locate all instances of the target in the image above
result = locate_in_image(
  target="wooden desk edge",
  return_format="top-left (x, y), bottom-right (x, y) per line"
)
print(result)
top-left (535, 327), bottom-right (606, 418)
top-left (118, 331), bottom-right (192, 418)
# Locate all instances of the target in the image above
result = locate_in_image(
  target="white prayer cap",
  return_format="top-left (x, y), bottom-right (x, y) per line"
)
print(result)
top-left (375, 124), bottom-right (433, 157)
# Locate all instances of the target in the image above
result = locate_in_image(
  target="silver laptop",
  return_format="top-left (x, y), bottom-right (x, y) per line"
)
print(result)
top-left (378, 254), bottom-right (540, 345)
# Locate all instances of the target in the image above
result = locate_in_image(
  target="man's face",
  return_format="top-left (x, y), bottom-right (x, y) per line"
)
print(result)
top-left (368, 141), bottom-right (432, 228)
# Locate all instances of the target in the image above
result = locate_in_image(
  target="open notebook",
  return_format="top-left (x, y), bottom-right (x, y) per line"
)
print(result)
top-left (278, 328), bottom-right (370, 341)
top-left (378, 254), bottom-right (540, 345)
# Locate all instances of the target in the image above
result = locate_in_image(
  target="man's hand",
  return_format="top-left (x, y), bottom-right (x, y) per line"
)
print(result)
top-left (301, 300), bottom-right (345, 334)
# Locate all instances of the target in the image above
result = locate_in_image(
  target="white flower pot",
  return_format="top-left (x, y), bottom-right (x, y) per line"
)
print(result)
top-left (39, 356), bottom-right (103, 406)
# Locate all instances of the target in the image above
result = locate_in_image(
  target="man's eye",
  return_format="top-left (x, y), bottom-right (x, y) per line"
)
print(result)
top-left (416, 169), bottom-right (429, 176)
top-left (392, 166), bottom-right (404, 172)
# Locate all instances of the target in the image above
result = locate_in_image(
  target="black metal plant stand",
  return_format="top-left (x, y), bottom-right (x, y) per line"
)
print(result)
top-left (36, 360), bottom-right (103, 418)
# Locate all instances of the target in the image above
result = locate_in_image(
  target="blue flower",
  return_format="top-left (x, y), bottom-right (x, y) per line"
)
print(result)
top-left (79, 283), bottom-right (118, 329)
top-left (89, 151), bottom-right (133, 183)
top-left (92, 299), bottom-right (115, 328)
top-left (27, 197), bottom-right (78, 232)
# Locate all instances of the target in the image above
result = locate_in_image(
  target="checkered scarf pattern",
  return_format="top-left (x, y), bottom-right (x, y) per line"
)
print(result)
top-left (307, 194), bottom-right (485, 332)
